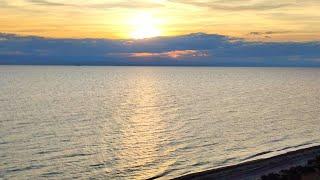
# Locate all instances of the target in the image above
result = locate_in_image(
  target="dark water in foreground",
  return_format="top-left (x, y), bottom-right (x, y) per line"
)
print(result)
top-left (0, 66), bottom-right (320, 179)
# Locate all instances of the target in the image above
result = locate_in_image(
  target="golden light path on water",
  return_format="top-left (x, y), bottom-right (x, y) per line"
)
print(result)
top-left (116, 74), bottom-right (170, 179)
top-left (99, 69), bottom-right (179, 179)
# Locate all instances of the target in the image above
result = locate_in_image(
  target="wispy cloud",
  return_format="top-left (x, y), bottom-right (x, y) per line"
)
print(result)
top-left (127, 50), bottom-right (208, 59)
top-left (249, 31), bottom-right (292, 35)
top-left (248, 31), bottom-right (294, 39)
top-left (0, 0), bottom-right (7, 7)
top-left (27, 0), bottom-right (65, 6)
top-left (26, 0), bottom-right (164, 9)
top-left (169, 0), bottom-right (292, 11)
top-left (264, 12), bottom-right (320, 22)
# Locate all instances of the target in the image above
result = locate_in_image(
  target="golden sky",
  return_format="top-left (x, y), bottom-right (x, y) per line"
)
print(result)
top-left (1, 0), bottom-right (320, 41)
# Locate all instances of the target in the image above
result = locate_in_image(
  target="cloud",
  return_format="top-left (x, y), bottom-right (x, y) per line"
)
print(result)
top-left (248, 31), bottom-right (294, 38)
top-left (0, 0), bottom-right (19, 9)
top-left (249, 31), bottom-right (292, 35)
top-left (0, 0), bottom-right (45, 12)
top-left (26, 0), bottom-right (294, 11)
top-left (0, 0), bottom-right (7, 6)
top-left (27, 0), bottom-right (65, 6)
top-left (0, 32), bottom-right (319, 66)
top-left (169, 0), bottom-right (292, 11)
top-left (264, 12), bottom-right (320, 22)
top-left (26, 0), bottom-right (164, 9)
top-left (117, 50), bottom-right (209, 59)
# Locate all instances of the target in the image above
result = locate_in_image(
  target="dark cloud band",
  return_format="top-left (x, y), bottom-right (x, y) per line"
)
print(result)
top-left (0, 32), bottom-right (319, 66)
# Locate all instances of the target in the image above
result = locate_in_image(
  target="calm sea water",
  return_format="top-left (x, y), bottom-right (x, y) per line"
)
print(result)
top-left (1, 66), bottom-right (320, 179)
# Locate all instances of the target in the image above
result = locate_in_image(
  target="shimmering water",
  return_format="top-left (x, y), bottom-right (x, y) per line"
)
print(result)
top-left (1, 66), bottom-right (320, 179)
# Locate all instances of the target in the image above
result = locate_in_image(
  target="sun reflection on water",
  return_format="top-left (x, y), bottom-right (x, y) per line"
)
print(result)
top-left (113, 73), bottom-right (174, 179)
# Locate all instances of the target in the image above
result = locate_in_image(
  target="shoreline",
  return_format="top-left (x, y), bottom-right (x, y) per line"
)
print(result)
top-left (174, 145), bottom-right (320, 180)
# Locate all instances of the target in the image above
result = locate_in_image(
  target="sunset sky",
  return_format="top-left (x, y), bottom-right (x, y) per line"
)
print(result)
top-left (1, 0), bottom-right (320, 41)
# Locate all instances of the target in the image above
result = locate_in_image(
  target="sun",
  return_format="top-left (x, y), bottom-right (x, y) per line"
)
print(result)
top-left (130, 13), bottom-right (162, 39)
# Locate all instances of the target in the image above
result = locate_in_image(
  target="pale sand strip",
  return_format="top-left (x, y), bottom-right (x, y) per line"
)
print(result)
top-left (174, 145), bottom-right (320, 180)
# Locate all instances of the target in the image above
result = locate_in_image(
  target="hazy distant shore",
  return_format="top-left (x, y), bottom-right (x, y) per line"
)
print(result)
top-left (175, 145), bottom-right (320, 180)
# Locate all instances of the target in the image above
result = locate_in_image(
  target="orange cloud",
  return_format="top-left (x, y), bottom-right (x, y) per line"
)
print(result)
top-left (130, 50), bottom-right (208, 59)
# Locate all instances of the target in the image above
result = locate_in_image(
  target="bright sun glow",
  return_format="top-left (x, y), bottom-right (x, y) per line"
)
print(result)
top-left (130, 13), bottom-right (162, 39)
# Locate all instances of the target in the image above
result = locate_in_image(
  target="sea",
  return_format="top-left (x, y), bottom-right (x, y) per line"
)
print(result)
top-left (1, 66), bottom-right (320, 179)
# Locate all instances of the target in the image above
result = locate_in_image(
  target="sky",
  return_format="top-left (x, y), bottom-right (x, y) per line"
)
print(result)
top-left (1, 0), bottom-right (320, 41)
top-left (1, 0), bottom-right (320, 66)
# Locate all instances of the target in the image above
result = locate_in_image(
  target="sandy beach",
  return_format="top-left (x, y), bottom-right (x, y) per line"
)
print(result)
top-left (175, 145), bottom-right (320, 180)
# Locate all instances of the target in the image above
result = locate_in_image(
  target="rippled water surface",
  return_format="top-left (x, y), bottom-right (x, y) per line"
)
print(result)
top-left (1, 66), bottom-right (320, 179)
